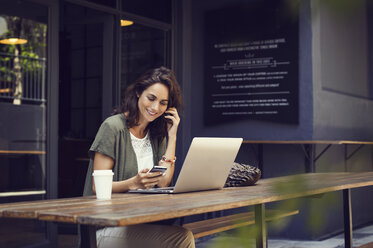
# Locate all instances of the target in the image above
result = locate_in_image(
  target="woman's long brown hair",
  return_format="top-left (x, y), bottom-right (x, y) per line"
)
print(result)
top-left (115, 66), bottom-right (182, 139)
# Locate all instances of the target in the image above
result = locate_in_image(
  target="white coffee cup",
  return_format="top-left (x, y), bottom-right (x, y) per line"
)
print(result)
top-left (92, 170), bottom-right (114, 200)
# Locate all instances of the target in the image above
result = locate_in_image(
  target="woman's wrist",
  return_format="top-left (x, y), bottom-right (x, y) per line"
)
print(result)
top-left (160, 155), bottom-right (176, 166)
top-left (167, 133), bottom-right (177, 142)
top-left (120, 177), bottom-right (137, 191)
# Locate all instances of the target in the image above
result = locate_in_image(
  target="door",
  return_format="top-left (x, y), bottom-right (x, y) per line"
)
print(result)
top-left (58, 2), bottom-right (115, 198)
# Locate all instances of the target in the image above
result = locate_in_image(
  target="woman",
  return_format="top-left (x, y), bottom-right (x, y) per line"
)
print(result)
top-left (83, 66), bottom-right (195, 248)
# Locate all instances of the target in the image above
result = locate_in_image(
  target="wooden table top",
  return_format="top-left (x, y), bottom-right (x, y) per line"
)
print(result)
top-left (1, 172), bottom-right (373, 227)
top-left (242, 140), bottom-right (373, 145)
top-left (0, 150), bottom-right (46, 155)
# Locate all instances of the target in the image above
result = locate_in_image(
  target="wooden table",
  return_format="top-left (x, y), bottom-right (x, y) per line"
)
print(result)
top-left (242, 140), bottom-right (373, 174)
top-left (1, 172), bottom-right (373, 248)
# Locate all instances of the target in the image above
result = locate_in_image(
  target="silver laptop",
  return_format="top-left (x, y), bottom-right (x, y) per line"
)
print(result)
top-left (129, 137), bottom-right (243, 194)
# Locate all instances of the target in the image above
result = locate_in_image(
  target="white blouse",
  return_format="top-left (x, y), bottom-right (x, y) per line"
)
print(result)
top-left (129, 131), bottom-right (154, 172)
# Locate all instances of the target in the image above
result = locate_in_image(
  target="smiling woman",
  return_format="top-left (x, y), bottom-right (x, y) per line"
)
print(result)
top-left (118, 66), bottom-right (182, 139)
top-left (136, 82), bottom-right (169, 127)
top-left (82, 66), bottom-right (194, 248)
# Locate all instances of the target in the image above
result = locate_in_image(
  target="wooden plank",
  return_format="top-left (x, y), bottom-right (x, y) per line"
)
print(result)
top-left (183, 209), bottom-right (299, 238)
top-left (0, 196), bottom-right (97, 218)
top-left (339, 141), bottom-right (373, 145)
top-left (67, 172), bottom-right (373, 226)
top-left (78, 172), bottom-right (373, 226)
top-left (38, 193), bottom-right (184, 223)
top-left (0, 172), bottom-right (372, 227)
top-left (0, 190), bottom-right (46, 198)
top-left (185, 212), bottom-right (255, 238)
top-left (2, 194), bottom-right (171, 220)
top-left (0, 150), bottom-right (46, 155)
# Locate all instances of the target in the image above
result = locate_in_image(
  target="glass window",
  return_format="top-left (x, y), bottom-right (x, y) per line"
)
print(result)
top-left (0, 1), bottom-right (48, 246)
top-left (60, 4), bottom-right (104, 140)
top-left (0, 5), bottom-right (47, 195)
top-left (122, 0), bottom-right (172, 23)
top-left (85, 0), bottom-right (117, 8)
top-left (120, 22), bottom-right (169, 93)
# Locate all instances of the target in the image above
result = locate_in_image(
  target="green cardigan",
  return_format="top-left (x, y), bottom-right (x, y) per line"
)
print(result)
top-left (83, 114), bottom-right (167, 196)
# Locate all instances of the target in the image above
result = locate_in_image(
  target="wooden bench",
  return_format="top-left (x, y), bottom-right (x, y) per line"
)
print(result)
top-left (183, 209), bottom-right (299, 238)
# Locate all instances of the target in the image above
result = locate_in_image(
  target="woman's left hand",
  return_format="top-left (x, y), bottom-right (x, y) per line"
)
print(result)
top-left (164, 107), bottom-right (180, 139)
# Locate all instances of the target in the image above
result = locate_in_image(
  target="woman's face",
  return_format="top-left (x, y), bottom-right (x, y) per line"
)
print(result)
top-left (137, 82), bottom-right (169, 124)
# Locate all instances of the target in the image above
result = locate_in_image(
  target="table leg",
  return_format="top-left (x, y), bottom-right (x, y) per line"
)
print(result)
top-left (343, 189), bottom-right (353, 248)
top-left (255, 203), bottom-right (267, 248)
top-left (304, 144), bottom-right (315, 173)
top-left (46, 222), bottom-right (58, 247)
top-left (80, 225), bottom-right (97, 248)
top-left (258, 144), bottom-right (264, 177)
top-left (344, 144), bottom-right (348, 172)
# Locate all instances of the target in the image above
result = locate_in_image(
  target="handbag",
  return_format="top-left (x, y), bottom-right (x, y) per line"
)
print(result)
top-left (224, 162), bottom-right (262, 187)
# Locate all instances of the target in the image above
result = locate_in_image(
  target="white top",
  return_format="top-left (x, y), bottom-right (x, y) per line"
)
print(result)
top-left (130, 131), bottom-right (154, 172)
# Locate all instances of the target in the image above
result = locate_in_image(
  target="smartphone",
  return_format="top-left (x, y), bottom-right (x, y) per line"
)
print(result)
top-left (148, 165), bottom-right (167, 173)
top-left (163, 112), bottom-right (173, 124)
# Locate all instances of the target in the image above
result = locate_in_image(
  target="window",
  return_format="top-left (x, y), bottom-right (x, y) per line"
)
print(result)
top-left (122, 0), bottom-right (172, 23)
top-left (0, 2), bottom-right (47, 198)
top-left (0, 2), bottom-right (49, 246)
top-left (120, 22), bottom-right (169, 92)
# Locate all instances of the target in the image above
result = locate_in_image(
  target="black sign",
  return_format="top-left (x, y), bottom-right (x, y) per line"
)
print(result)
top-left (204, 0), bottom-right (299, 125)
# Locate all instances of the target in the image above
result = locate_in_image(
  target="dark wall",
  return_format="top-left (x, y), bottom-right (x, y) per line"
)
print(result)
top-left (179, 0), bottom-right (313, 147)
top-left (0, 102), bottom-right (45, 151)
top-left (312, 0), bottom-right (373, 140)
top-left (309, 1), bottom-right (373, 237)
top-left (0, 103), bottom-right (45, 193)
top-left (177, 0), bottom-right (373, 240)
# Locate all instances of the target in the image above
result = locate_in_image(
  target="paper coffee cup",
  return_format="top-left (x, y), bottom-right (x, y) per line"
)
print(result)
top-left (92, 170), bottom-right (114, 200)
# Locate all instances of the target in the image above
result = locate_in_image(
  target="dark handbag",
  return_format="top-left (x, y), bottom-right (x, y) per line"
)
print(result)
top-left (224, 162), bottom-right (262, 187)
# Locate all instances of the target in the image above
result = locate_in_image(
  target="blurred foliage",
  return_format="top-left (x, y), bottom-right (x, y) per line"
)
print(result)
top-left (208, 224), bottom-right (257, 248)
top-left (270, 174), bottom-right (338, 234)
top-left (210, 174), bottom-right (338, 248)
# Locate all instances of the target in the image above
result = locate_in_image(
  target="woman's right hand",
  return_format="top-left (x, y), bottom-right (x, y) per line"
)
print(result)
top-left (130, 169), bottom-right (164, 189)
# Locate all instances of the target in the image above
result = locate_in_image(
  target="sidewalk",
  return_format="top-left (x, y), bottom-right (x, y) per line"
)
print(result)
top-left (196, 224), bottom-right (373, 248)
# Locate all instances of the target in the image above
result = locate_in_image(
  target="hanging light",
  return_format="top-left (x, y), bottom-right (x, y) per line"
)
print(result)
top-left (121, 20), bottom-right (134, 27)
top-left (0, 88), bottom-right (12, 93)
top-left (0, 38), bottom-right (27, 45)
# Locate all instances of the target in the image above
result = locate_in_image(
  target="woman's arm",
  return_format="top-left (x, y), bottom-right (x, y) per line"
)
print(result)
top-left (92, 152), bottom-right (164, 193)
top-left (157, 107), bottom-right (179, 187)
top-left (157, 137), bottom-right (176, 187)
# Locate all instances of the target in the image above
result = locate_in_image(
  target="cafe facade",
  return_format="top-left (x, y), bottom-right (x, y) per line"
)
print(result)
top-left (1, 0), bottom-right (373, 246)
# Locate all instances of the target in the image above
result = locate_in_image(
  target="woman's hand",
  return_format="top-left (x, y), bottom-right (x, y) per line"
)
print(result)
top-left (129, 168), bottom-right (164, 189)
top-left (164, 107), bottom-right (180, 139)
top-left (93, 152), bottom-right (165, 192)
